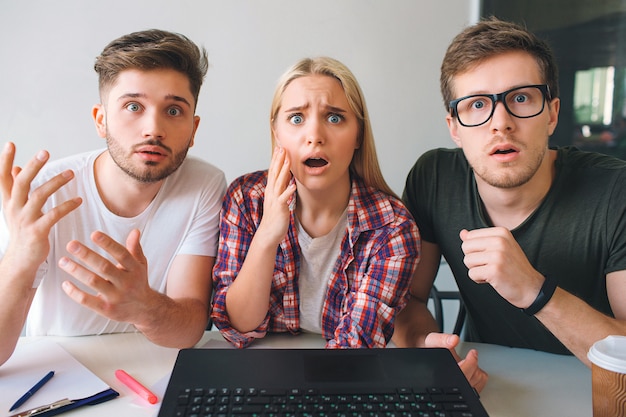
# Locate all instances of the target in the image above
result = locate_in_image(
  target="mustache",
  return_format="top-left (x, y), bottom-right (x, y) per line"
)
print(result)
top-left (485, 136), bottom-right (525, 150)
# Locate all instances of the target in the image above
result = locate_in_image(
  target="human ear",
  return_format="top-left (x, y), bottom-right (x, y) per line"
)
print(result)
top-left (92, 104), bottom-right (107, 138)
top-left (271, 124), bottom-right (281, 147)
top-left (547, 98), bottom-right (560, 136)
top-left (446, 114), bottom-right (463, 148)
top-left (188, 115), bottom-right (200, 148)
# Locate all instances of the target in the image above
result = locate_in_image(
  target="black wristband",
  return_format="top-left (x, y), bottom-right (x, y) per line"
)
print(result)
top-left (522, 275), bottom-right (558, 316)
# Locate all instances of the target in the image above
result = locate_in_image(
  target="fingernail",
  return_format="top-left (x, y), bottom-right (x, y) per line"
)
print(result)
top-left (36, 150), bottom-right (47, 161)
top-left (67, 241), bottom-right (80, 254)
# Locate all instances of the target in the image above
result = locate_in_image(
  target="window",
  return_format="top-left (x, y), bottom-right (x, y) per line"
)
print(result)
top-left (574, 66), bottom-right (614, 126)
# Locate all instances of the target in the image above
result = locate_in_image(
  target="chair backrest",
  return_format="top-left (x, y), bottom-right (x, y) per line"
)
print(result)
top-left (429, 285), bottom-right (466, 335)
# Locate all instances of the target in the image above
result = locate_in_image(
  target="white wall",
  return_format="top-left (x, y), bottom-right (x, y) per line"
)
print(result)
top-left (0, 0), bottom-right (475, 195)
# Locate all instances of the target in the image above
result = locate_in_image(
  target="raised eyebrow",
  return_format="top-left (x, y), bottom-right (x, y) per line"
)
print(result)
top-left (325, 105), bottom-right (348, 114)
top-left (282, 103), bottom-right (308, 113)
top-left (281, 104), bottom-right (348, 114)
top-left (116, 93), bottom-right (192, 108)
top-left (117, 93), bottom-right (146, 102)
top-left (459, 92), bottom-right (494, 98)
top-left (165, 94), bottom-right (192, 108)
top-left (464, 85), bottom-right (538, 97)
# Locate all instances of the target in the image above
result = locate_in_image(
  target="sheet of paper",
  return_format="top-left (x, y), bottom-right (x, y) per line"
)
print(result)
top-left (0, 339), bottom-right (110, 414)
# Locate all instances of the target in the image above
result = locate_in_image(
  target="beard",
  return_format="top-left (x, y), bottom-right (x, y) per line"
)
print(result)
top-left (471, 142), bottom-right (548, 189)
top-left (106, 133), bottom-right (191, 183)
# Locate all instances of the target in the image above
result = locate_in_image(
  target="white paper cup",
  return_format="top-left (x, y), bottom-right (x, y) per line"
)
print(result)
top-left (587, 335), bottom-right (626, 417)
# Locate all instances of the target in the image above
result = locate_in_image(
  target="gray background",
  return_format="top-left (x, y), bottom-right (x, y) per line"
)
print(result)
top-left (1, 0), bottom-right (475, 332)
top-left (0, 0), bottom-right (476, 195)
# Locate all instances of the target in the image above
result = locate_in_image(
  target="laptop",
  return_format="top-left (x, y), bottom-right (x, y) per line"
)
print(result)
top-left (158, 347), bottom-right (489, 416)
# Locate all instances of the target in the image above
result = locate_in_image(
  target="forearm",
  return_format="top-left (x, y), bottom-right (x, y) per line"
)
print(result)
top-left (392, 296), bottom-right (440, 347)
top-left (0, 261), bottom-right (37, 365)
top-left (0, 294), bottom-right (31, 366)
top-left (536, 287), bottom-right (626, 366)
top-left (133, 290), bottom-right (209, 348)
top-left (224, 232), bottom-right (279, 332)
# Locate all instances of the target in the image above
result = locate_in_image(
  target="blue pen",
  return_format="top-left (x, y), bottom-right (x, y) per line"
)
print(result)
top-left (9, 370), bottom-right (55, 412)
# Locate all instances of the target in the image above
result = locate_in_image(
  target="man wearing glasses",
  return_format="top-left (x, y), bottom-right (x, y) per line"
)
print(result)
top-left (393, 17), bottom-right (626, 392)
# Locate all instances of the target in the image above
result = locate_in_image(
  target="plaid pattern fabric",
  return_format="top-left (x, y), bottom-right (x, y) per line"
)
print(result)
top-left (212, 171), bottom-right (420, 348)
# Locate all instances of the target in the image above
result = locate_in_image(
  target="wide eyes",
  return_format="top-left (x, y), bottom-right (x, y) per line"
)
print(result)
top-left (470, 99), bottom-right (488, 111)
top-left (288, 113), bottom-right (344, 125)
top-left (126, 103), bottom-right (141, 112)
top-left (328, 114), bottom-right (342, 124)
top-left (289, 115), bottom-right (304, 125)
top-left (167, 107), bottom-right (182, 116)
top-left (124, 102), bottom-right (182, 116)
top-left (513, 93), bottom-right (528, 103)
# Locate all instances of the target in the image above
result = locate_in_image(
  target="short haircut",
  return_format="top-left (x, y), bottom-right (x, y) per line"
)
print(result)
top-left (94, 29), bottom-right (208, 108)
top-left (440, 17), bottom-right (559, 110)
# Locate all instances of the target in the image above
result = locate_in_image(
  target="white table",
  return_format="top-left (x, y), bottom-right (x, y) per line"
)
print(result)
top-left (9, 331), bottom-right (591, 417)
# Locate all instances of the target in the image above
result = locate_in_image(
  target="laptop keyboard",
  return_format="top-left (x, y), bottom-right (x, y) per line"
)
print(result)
top-left (173, 386), bottom-right (477, 417)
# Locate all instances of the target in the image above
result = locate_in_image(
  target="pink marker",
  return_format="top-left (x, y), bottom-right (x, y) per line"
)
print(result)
top-left (115, 369), bottom-right (158, 404)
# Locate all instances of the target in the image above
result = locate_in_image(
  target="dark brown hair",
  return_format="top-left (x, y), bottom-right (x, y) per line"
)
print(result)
top-left (440, 17), bottom-right (558, 110)
top-left (94, 29), bottom-right (208, 108)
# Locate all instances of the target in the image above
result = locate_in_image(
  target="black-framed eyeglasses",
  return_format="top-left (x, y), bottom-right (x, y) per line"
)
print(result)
top-left (449, 84), bottom-right (551, 127)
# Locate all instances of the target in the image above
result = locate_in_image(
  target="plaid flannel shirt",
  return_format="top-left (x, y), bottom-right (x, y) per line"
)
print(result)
top-left (211, 170), bottom-right (420, 348)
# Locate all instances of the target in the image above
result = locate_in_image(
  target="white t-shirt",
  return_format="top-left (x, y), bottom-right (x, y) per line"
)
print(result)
top-left (0, 150), bottom-right (226, 336)
top-left (297, 210), bottom-right (347, 334)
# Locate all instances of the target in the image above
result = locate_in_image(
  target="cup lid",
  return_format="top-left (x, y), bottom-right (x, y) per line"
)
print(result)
top-left (587, 335), bottom-right (626, 374)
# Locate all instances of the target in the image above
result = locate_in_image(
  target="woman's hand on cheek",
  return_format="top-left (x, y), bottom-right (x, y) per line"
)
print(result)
top-left (259, 147), bottom-right (297, 245)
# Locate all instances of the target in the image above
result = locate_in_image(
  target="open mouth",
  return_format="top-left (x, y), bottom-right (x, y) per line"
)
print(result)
top-left (493, 149), bottom-right (516, 155)
top-left (137, 142), bottom-right (170, 157)
top-left (304, 158), bottom-right (328, 168)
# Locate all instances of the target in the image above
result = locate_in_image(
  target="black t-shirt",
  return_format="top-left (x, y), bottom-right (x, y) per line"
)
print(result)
top-left (403, 147), bottom-right (626, 354)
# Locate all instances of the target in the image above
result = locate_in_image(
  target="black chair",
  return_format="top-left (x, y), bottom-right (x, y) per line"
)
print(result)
top-left (429, 285), bottom-right (466, 335)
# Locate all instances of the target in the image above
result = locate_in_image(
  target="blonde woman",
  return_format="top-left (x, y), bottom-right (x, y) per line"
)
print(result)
top-left (212, 57), bottom-right (419, 348)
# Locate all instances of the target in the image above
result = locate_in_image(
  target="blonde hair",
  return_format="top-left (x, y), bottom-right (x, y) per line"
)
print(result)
top-left (270, 57), bottom-right (396, 198)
